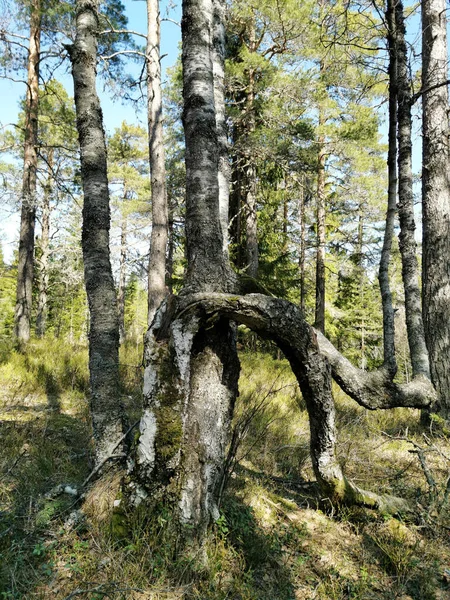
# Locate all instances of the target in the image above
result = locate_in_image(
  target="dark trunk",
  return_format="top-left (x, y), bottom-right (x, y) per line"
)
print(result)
top-left (14, 0), bottom-right (41, 344)
top-left (67, 0), bottom-right (123, 466)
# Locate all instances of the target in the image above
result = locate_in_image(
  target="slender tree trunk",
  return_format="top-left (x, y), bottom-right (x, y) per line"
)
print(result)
top-left (36, 149), bottom-right (53, 338)
top-left (132, 0), bottom-right (239, 546)
top-left (118, 212), bottom-right (127, 344)
top-left (298, 176), bottom-right (306, 312)
top-left (213, 0), bottom-right (230, 255)
top-left (395, 0), bottom-right (430, 380)
top-left (421, 0), bottom-right (450, 415)
top-left (14, 0), bottom-right (41, 344)
top-left (244, 19), bottom-right (259, 279)
top-left (147, 0), bottom-right (168, 326)
top-left (67, 0), bottom-right (123, 466)
top-left (314, 122), bottom-right (326, 334)
top-left (167, 195), bottom-right (174, 293)
top-left (378, 0), bottom-right (398, 376)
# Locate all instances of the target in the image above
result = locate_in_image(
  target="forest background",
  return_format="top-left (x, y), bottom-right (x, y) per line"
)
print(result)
top-left (2, 0), bottom-right (450, 599)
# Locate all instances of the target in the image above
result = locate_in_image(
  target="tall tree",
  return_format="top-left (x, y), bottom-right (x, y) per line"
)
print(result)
top-left (146, 0), bottom-right (168, 326)
top-left (67, 0), bottom-right (123, 466)
top-left (14, 0), bottom-right (41, 344)
top-left (131, 0), bottom-right (239, 545)
top-left (421, 0), bottom-right (450, 416)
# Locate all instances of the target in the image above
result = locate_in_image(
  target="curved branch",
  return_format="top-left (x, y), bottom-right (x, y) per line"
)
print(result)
top-left (178, 293), bottom-right (436, 411)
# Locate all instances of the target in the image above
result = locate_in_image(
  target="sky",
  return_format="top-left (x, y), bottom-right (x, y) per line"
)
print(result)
top-left (0, 0), bottom-right (181, 261)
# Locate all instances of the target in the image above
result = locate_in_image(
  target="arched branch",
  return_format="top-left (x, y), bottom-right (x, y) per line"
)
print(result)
top-left (176, 292), bottom-right (420, 514)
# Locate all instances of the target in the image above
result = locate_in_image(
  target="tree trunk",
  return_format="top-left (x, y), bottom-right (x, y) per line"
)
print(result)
top-left (212, 0), bottom-right (230, 256)
top-left (118, 212), bottom-right (127, 344)
top-left (177, 293), bottom-right (414, 515)
top-left (132, 0), bottom-right (239, 546)
top-left (67, 0), bottom-right (123, 466)
top-left (36, 149), bottom-right (53, 338)
top-left (298, 176), bottom-right (306, 312)
top-left (14, 0), bottom-right (41, 345)
top-left (395, 0), bottom-right (430, 380)
top-left (378, 0), bottom-right (397, 376)
top-left (314, 125), bottom-right (326, 334)
top-left (421, 0), bottom-right (450, 416)
top-left (244, 19), bottom-right (259, 279)
top-left (147, 0), bottom-right (168, 326)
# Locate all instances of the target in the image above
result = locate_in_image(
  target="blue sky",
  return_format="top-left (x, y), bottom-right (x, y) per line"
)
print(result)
top-left (0, 0), bottom-right (181, 260)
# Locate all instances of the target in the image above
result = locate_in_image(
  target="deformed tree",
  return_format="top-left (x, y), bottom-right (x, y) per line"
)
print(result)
top-left (126, 0), bottom-right (439, 548)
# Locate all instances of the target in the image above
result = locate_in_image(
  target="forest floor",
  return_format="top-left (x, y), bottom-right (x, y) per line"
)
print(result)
top-left (1, 338), bottom-right (450, 599)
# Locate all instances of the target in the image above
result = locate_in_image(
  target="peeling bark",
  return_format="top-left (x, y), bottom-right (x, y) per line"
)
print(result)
top-left (132, 0), bottom-right (239, 544)
top-left (67, 0), bottom-right (123, 467)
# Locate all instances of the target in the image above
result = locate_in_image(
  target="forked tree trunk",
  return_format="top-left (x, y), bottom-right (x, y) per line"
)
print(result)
top-left (15, 0), bottom-right (41, 344)
top-left (131, 0), bottom-right (239, 545)
top-left (421, 0), bottom-right (450, 416)
top-left (67, 0), bottom-right (123, 466)
top-left (176, 293), bottom-right (414, 515)
top-left (147, 0), bottom-right (168, 326)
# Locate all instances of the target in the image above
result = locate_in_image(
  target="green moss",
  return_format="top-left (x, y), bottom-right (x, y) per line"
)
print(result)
top-left (153, 345), bottom-right (184, 474)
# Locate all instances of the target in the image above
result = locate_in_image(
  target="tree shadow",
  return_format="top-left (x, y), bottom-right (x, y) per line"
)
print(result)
top-left (0, 404), bottom-right (90, 596)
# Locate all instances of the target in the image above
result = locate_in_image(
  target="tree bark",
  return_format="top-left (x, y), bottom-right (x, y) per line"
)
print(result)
top-left (36, 149), bottom-right (53, 338)
top-left (378, 0), bottom-right (397, 375)
top-left (177, 293), bottom-right (414, 514)
top-left (147, 0), bottom-right (169, 326)
top-left (14, 0), bottom-right (41, 344)
top-left (298, 176), bottom-right (306, 312)
top-left (118, 211), bottom-right (127, 344)
top-left (132, 0), bottom-right (239, 545)
top-left (314, 126), bottom-right (326, 334)
top-left (212, 0), bottom-right (230, 256)
top-left (67, 0), bottom-right (123, 466)
top-left (421, 0), bottom-right (450, 416)
top-left (396, 0), bottom-right (430, 381)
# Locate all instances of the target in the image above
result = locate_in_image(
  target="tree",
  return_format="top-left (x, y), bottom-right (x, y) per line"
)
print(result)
top-left (421, 0), bottom-right (450, 416)
top-left (14, 0), bottom-right (41, 344)
top-left (130, 0), bottom-right (239, 545)
top-left (146, 0), bottom-right (168, 326)
top-left (67, 0), bottom-right (123, 466)
top-left (108, 121), bottom-right (149, 342)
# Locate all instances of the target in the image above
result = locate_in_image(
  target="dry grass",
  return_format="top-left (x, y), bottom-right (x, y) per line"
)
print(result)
top-left (1, 341), bottom-right (450, 599)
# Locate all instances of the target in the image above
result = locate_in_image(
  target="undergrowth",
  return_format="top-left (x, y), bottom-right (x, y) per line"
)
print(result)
top-left (1, 339), bottom-right (450, 599)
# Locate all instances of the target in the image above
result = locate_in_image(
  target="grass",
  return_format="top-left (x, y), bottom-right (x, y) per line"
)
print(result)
top-left (1, 338), bottom-right (450, 599)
